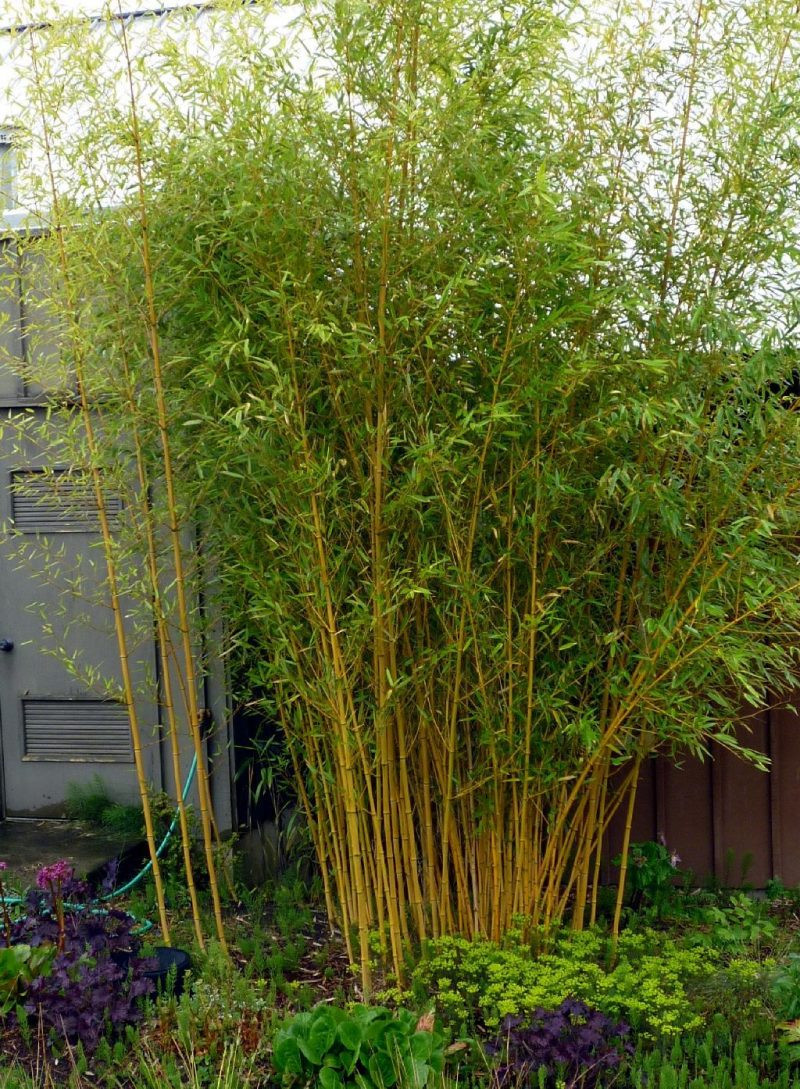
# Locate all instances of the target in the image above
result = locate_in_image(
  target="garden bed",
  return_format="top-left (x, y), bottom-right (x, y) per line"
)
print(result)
top-left (5, 846), bottom-right (800, 1089)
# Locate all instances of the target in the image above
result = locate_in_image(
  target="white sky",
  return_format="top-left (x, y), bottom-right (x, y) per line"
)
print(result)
top-left (2, 0), bottom-right (204, 30)
top-left (1, 0), bottom-right (299, 221)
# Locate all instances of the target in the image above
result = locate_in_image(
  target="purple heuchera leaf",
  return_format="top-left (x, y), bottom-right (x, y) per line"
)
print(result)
top-left (99, 859), bottom-right (120, 897)
top-left (485, 999), bottom-right (633, 1089)
top-left (2, 872), bottom-right (155, 1055)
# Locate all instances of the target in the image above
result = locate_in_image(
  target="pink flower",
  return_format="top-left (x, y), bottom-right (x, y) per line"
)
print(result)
top-left (36, 860), bottom-right (73, 889)
top-left (0, 861), bottom-right (7, 872)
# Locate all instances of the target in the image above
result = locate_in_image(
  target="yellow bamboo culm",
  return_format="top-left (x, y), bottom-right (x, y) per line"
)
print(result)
top-left (103, 327), bottom-right (207, 950)
top-left (116, 5), bottom-right (228, 952)
top-left (612, 759), bottom-right (643, 948)
top-left (24, 29), bottom-right (173, 945)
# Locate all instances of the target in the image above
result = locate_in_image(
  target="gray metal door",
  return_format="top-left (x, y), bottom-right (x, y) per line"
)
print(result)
top-left (0, 235), bottom-right (161, 817)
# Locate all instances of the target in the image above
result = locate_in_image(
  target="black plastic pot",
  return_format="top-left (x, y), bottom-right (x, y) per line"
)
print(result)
top-left (143, 946), bottom-right (192, 996)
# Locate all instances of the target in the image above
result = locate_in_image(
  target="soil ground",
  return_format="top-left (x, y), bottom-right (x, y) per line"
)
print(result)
top-left (0, 819), bottom-right (126, 891)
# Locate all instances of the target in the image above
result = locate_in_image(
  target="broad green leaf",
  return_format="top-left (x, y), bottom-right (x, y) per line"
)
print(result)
top-left (319, 1067), bottom-right (344, 1089)
top-left (338, 1020), bottom-right (364, 1051)
top-left (273, 1035), bottom-right (303, 1076)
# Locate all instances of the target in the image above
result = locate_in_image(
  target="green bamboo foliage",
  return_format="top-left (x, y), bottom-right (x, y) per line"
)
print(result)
top-left (8, 0), bottom-right (800, 988)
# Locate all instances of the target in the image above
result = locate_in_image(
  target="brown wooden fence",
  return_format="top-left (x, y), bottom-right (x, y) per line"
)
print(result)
top-left (603, 697), bottom-right (800, 887)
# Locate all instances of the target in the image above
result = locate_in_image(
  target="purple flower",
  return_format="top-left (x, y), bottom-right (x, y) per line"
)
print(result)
top-left (36, 860), bottom-right (74, 889)
top-left (0, 861), bottom-right (7, 872)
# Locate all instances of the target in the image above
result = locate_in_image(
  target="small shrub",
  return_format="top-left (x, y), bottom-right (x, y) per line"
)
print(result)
top-left (148, 939), bottom-right (273, 1073)
top-left (688, 957), bottom-right (775, 1039)
top-left (692, 893), bottom-right (777, 952)
top-left (65, 775), bottom-right (114, 825)
top-left (273, 1004), bottom-right (445, 1089)
top-left (484, 1001), bottom-right (633, 1089)
top-left (614, 841), bottom-right (681, 915)
top-left (101, 802), bottom-right (145, 839)
top-left (1, 862), bottom-right (154, 1054)
top-left (413, 929), bottom-right (713, 1038)
top-left (65, 775), bottom-right (144, 840)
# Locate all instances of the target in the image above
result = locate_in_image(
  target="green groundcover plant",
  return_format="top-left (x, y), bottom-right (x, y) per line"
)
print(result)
top-left (625, 1026), bottom-right (800, 1089)
top-left (413, 929), bottom-right (714, 1038)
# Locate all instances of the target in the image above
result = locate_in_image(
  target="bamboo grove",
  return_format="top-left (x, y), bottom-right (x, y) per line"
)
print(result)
top-left (7, 0), bottom-right (800, 989)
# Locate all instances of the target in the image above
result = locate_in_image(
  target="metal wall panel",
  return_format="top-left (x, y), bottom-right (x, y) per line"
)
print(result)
top-left (0, 239), bottom-right (24, 399)
top-left (0, 227), bottom-right (233, 825)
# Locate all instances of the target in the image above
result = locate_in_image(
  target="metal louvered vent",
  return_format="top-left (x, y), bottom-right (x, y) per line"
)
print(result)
top-left (23, 699), bottom-right (133, 762)
top-left (11, 469), bottom-right (122, 532)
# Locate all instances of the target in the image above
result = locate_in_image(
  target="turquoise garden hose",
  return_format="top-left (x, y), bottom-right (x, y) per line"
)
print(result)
top-left (102, 753), bottom-right (198, 900)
